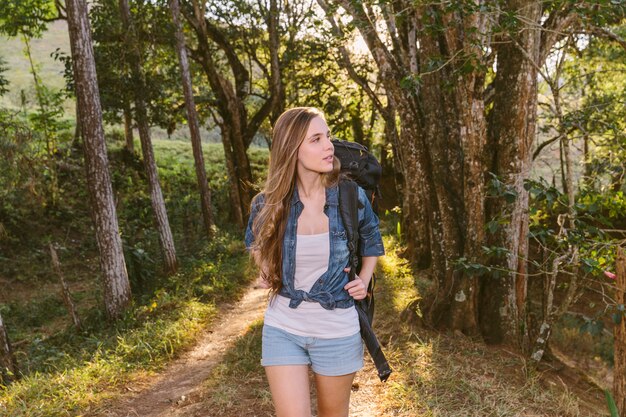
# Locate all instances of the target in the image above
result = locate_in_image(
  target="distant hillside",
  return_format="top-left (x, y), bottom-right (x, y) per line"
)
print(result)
top-left (0, 20), bottom-right (71, 110)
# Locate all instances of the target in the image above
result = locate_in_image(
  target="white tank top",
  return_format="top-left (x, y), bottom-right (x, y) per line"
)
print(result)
top-left (263, 232), bottom-right (359, 338)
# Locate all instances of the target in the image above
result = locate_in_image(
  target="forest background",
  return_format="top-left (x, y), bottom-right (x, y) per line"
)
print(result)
top-left (0, 0), bottom-right (626, 416)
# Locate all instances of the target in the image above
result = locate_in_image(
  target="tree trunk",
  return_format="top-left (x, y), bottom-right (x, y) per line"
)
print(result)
top-left (49, 244), bottom-right (82, 331)
top-left (221, 122), bottom-right (245, 226)
top-left (189, 24), bottom-right (251, 229)
top-left (170, 0), bottom-right (214, 240)
top-left (123, 99), bottom-right (134, 154)
top-left (482, 0), bottom-right (542, 345)
top-left (66, 0), bottom-right (131, 320)
top-left (72, 96), bottom-right (82, 150)
top-left (317, 0), bottom-right (431, 268)
top-left (350, 97), bottom-right (368, 147)
top-left (324, 0), bottom-right (591, 345)
top-left (327, 0), bottom-right (548, 342)
top-left (0, 311), bottom-right (17, 385)
top-left (119, 0), bottom-right (178, 274)
top-left (415, 10), bottom-right (488, 334)
top-left (615, 248), bottom-right (626, 417)
top-left (184, 0), bottom-right (284, 227)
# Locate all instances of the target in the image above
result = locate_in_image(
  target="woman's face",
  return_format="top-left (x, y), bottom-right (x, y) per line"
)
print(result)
top-left (296, 116), bottom-right (334, 174)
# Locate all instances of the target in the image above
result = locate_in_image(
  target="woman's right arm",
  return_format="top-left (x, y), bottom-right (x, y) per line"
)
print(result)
top-left (245, 194), bottom-right (270, 288)
top-left (245, 194), bottom-right (265, 250)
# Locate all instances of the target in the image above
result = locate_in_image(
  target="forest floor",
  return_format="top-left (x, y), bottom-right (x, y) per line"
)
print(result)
top-left (93, 284), bottom-right (269, 417)
top-left (86, 238), bottom-right (610, 417)
top-left (91, 282), bottom-right (387, 417)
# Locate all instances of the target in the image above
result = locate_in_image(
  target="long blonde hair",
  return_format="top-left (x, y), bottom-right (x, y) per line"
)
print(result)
top-left (250, 107), bottom-right (340, 293)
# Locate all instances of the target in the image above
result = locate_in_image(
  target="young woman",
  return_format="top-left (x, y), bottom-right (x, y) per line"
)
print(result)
top-left (245, 107), bottom-right (385, 417)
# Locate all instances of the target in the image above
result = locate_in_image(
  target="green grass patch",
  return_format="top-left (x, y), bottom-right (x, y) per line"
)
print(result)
top-left (0, 232), bottom-right (252, 416)
top-left (0, 131), bottom-right (256, 414)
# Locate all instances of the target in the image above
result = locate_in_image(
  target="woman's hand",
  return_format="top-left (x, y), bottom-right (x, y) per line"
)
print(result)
top-left (343, 267), bottom-right (368, 300)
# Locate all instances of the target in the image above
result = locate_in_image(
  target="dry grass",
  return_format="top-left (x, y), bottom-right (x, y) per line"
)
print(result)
top-left (188, 238), bottom-right (606, 417)
top-left (375, 236), bottom-right (605, 417)
top-left (178, 234), bottom-right (607, 416)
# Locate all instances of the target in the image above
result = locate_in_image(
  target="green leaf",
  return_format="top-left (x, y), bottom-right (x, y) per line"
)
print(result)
top-left (486, 219), bottom-right (499, 234)
top-left (503, 190), bottom-right (518, 204)
top-left (611, 312), bottom-right (622, 325)
top-left (605, 390), bottom-right (619, 417)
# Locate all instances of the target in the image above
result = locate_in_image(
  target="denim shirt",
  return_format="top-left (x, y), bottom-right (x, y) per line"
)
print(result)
top-left (245, 183), bottom-right (385, 311)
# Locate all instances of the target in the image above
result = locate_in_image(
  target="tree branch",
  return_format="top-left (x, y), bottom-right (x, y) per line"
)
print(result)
top-left (587, 26), bottom-right (626, 52)
top-left (317, 0), bottom-right (385, 113)
top-left (540, 5), bottom-right (579, 64)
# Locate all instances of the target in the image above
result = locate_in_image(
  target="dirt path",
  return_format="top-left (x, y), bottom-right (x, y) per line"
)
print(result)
top-left (95, 285), bottom-right (268, 417)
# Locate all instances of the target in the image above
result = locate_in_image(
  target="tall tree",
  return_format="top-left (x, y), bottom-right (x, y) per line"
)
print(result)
top-left (322, 0), bottom-right (625, 345)
top-left (169, 0), bottom-right (214, 239)
top-left (66, 0), bottom-right (131, 319)
top-left (182, 0), bottom-right (284, 227)
top-left (119, 0), bottom-right (178, 273)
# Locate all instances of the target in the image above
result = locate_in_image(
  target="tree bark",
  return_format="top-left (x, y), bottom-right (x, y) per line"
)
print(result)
top-left (615, 248), bottom-right (626, 417)
top-left (119, 0), bottom-right (178, 274)
top-left (123, 99), bottom-right (134, 154)
top-left (324, 0), bottom-right (564, 343)
top-left (0, 311), bottom-right (17, 385)
top-left (66, 0), bottom-right (131, 320)
top-left (317, 0), bottom-right (431, 267)
top-left (169, 0), bottom-right (214, 240)
top-left (482, 0), bottom-right (542, 345)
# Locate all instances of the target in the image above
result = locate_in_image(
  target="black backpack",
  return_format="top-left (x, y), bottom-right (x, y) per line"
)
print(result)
top-left (333, 140), bottom-right (392, 382)
top-left (332, 139), bottom-right (382, 214)
top-left (333, 139), bottom-right (381, 323)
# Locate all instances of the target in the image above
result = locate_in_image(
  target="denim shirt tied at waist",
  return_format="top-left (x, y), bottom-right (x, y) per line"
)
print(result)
top-left (245, 183), bottom-right (385, 311)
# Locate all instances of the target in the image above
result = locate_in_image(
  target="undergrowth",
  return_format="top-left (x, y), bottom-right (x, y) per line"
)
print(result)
top-left (0, 232), bottom-right (251, 416)
top-left (376, 235), bottom-right (604, 417)
top-left (188, 234), bottom-right (606, 416)
top-left (0, 137), bottom-right (267, 416)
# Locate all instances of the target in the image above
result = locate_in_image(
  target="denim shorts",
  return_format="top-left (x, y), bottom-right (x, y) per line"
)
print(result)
top-left (261, 324), bottom-right (364, 376)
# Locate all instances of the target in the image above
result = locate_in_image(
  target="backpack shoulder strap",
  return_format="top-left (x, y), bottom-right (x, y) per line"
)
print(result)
top-left (338, 180), bottom-right (359, 281)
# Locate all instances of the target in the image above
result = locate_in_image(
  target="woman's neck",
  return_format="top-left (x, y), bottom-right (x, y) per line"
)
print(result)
top-left (296, 171), bottom-right (325, 199)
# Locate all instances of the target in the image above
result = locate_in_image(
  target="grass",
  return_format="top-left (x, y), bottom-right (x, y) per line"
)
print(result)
top-left (185, 234), bottom-right (606, 417)
top-left (0, 20), bottom-right (72, 112)
top-left (201, 320), bottom-right (273, 415)
top-left (375, 235), bottom-right (604, 416)
top-left (0, 233), bottom-right (252, 416)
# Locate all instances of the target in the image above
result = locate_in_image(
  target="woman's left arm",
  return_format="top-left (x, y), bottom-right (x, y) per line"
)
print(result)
top-left (356, 188), bottom-right (385, 258)
top-left (358, 257), bottom-right (378, 287)
top-left (344, 256), bottom-right (377, 300)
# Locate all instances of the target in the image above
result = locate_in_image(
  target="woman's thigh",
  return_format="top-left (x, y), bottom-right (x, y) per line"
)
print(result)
top-left (265, 365), bottom-right (311, 417)
top-left (262, 325), bottom-right (312, 416)
top-left (314, 372), bottom-right (356, 417)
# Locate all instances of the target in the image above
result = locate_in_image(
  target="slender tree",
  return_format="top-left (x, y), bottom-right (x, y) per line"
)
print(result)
top-left (122, 99), bottom-right (134, 154)
top-left (66, 0), bottom-right (131, 319)
top-left (0, 311), bottom-right (17, 385)
top-left (119, 0), bottom-right (178, 273)
top-left (169, 0), bottom-right (214, 239)
top-left (615, 248), bottom-right (626, 416)
top-left (183, 0), bottom-right (284, 227)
